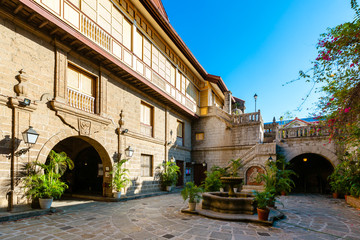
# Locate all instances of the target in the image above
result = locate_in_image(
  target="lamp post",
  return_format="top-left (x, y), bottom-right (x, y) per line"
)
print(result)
top-left (8, 126), bottom-right (39, 211)
top-left (124, 146), bottom-right (134, 158)
top-left (254, 93), bottom-right (258, 112)
top-left (22, 126), bottom-right (39, 146)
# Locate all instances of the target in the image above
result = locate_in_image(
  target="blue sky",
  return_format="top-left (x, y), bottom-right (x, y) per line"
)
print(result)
top-left (162, 0), bottom-right (355, 122)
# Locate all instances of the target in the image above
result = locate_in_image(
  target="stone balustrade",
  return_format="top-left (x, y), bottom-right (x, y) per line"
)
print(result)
top-left (231, 111), bottom-right (263, 125)
top-left (278, 126), bottom-right (329, 139)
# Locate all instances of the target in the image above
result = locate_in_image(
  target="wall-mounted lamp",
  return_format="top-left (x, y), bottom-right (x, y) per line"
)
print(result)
top-left (125, 146), bottom-right (134, 158)
top-left (303, 158), bottom-right (308, 162)
top-left (268, 156), bottom-right (273, 162)
top-left (22, 126), bottom-right (39, 147)
top-left (21, 98), bottom-right (31, 106)
top-left (170, 156), bottom-right (175, 162)
top-left (202, 162), bottom-right (207, 167)
top-left (121, 129), bottom-right (128, 134)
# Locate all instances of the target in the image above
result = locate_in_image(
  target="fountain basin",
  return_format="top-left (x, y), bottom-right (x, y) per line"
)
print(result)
top-left (202, 192), bottom-right (256, 215)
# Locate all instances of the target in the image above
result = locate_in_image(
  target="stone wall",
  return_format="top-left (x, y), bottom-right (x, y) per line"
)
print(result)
top-left (191, 106), bottom-right (274, 182)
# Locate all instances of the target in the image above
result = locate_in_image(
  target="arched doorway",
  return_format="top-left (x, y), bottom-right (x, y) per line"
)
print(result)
top-left (288, 153), bottom-right (334, 193)
top-left (50, 136), bottom-right (107, 196)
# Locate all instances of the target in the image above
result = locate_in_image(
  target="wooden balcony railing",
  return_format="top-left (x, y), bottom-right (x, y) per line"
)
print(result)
top-left (81, 15), bottom-right (111, 52)
top-left (67, 87), bottom-right (95, 113)
top-left (35, 0), bottom-right (198, 114)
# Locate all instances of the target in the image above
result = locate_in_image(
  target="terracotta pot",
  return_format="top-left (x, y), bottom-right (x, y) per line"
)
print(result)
top-left (188, 202), bottom-right (196, 211)
top-left (39, 198), bottom-right (53, 209)
top-left (31, 198), bottom-right (40, 209)
top-left (333, 192), bottom-right (339, 199)
top-left (281, 191), bottom-right (286, 196)
top-left (257, 207), bottom-right (270, 221)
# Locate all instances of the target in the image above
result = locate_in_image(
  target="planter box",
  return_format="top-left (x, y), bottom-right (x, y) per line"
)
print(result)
top-left (346, 195), bottom-right (360, 209)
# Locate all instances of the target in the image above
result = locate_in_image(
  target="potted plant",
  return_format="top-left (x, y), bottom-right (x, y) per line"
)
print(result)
top-left (181, 182), bottom-right (203, 211)
top-left (256, 161), bottom-right (277, 206)
top-left (253, 190), bottom-right (274, 221)
top-left (159, 161), bottom-right (180, 191)
top-left (202, 165), bottom-right (226, 192)
top-left (275, 155), bottom-right (297, 196)
top-left (34, 174), bottom-right (68, 209)
top-left (23, 150), bottom-right (73, 209)
top-left (328, 166), bottom-right (345, 198)
top-left (111, 159), bottom-right (131, 199)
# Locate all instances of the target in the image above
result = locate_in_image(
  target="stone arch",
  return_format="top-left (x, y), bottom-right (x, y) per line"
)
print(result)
top-left (35, 130), bottom-right (113, 197)
top-left (283, 145), bottom-right (339, 167)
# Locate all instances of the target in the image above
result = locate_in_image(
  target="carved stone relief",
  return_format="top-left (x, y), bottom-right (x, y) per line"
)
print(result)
top-left (79, 119), bottom-right (91, 135)
top-left (246, 166), bottom-right (265, 185)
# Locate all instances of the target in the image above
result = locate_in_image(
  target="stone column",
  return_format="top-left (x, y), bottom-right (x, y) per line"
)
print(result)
top-left (224, 91), bottom-right (232, 114)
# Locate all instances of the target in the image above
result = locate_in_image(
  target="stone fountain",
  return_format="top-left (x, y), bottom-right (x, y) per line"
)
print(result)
top-left (201, 177), bottom-right (256, 215)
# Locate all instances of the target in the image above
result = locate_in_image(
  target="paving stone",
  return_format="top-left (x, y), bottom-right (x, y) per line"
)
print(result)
top-left (0, 194), bottom-right (359, 239)
top-left (209, 231), bottom-right (232, 240)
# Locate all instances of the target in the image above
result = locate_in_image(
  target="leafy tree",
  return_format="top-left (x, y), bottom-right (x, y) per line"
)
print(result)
top-left (299, 1), bottom-right (360, 148)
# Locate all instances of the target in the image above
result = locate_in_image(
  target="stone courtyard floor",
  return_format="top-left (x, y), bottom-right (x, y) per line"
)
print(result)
top-left (0, 193), bottom-right (359, 240)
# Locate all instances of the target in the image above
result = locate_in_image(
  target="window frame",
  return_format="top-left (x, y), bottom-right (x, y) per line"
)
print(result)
top-left (140, 154), bottom-right (153, 177)
top-left (140, 101), bottom-right (154, 137)
top-left (66, 62), bottom-right (98, 114)
top-left (177, 120), bottom-right (184, 146)
top-left (195, 132), bottom-right (204, 141)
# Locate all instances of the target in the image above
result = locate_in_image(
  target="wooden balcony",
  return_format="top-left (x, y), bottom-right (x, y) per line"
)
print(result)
top-left (30, 0), bottom-right (197, 115)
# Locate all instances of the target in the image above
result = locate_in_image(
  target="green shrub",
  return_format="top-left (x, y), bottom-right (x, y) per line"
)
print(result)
top-left (181, 182), bottom-right (203, 203)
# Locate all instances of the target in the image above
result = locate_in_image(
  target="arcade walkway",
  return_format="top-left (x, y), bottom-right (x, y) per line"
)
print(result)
top-left (0, 194), bottom-right (359, 239)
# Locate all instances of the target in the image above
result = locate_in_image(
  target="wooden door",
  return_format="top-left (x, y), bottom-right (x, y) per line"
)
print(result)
top-left (176, 160), bottom-right (184, 186)
top-left (194, 164), bottom-right (207, 186)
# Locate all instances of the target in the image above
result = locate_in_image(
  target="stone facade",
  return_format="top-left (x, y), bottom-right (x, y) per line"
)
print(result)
top-left (0, 5), bottom-right (192, 208)
top-left (0, 0), bottom-right (339, 211)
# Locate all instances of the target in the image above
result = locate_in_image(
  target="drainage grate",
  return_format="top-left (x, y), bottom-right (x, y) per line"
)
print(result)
top-left (86, 217), bottom-right (96, 221)
top-left (257, 232), bottom-right (270, 236)
top-left (162, 234), bottom-right (175, 239)
top-left (60, 226), bottom-right (73, 230)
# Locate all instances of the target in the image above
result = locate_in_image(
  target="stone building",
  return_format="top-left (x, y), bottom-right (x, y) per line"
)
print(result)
top-left (0, 0), bottom-right (277, 210)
